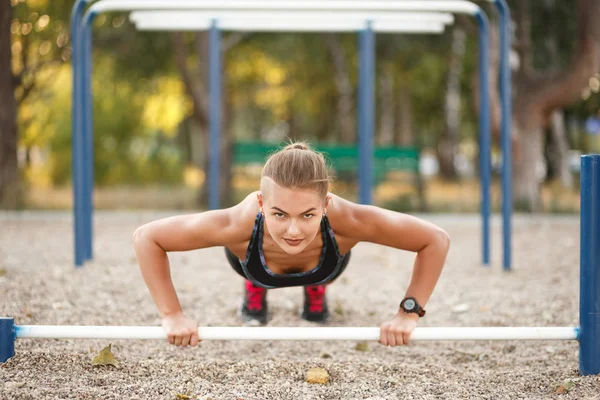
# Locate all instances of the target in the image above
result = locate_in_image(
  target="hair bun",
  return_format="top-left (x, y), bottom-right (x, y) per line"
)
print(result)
top-left (284, 142), bottom-right (310, 151)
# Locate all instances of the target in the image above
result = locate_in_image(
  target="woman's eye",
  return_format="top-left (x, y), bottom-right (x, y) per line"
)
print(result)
top-left (274, 213), bottom-right (285, 218)
top-left (303, 214), bottom-right (314, 219)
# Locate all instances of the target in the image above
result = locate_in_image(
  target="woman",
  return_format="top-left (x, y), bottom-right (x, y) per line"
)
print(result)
top-left (133, 142), bottom-right (450, 348)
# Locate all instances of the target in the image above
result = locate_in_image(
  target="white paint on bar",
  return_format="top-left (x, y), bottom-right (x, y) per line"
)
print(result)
top-left (15, 326), bottom-right (579, 341)
top-left (90, 1), bottom-right (481, 16)
top-left (134, 20), bottom-right (446, 34)
top-left (129, 10), bottom-right (456, 24)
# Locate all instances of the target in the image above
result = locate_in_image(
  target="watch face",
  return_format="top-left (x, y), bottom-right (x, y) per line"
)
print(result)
top-left (404, 299), bottom-right (416, 310)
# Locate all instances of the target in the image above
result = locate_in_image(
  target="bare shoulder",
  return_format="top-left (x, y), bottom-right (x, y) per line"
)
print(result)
top-left (325, 193), bottom-right (365, 237)
top-left (326, 193), bottom-right (446, 250)
top-left (225, 191), bottom-right (261, 236)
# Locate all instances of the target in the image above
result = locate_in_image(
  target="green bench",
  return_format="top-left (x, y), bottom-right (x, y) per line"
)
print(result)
top-left (233, 142), bottom-right (420, 184)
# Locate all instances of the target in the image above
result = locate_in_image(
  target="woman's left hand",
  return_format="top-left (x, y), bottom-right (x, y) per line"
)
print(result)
top-left (379, 312), bottom-right (418, 346)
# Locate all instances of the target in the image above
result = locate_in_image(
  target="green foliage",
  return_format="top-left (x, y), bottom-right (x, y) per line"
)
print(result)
top-left (9, 0), bottom-right (600, 198)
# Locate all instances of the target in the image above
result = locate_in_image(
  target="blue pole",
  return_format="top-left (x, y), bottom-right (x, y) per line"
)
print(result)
top-left (70, 0), bottom-right (89, 267)
top-left (579, 154), bottom-right (600, 376)
top-left (81, 11), bottom-right (97, 262)
top-left (358, 22), bottom-right (374, 205)
top-left (82, 14), bottom-right (94, 261)
top-left (208, 20), bottom-right (221, 210)
top-left (494, 0), bottom-right (513, 271)
top-left (0, 318), bottom-right (15, 363)
top-left (475, 11), bottom-right (491, 266)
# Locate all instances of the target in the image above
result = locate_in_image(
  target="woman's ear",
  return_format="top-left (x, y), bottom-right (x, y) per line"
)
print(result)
top-left (257, 193), bottom-right (264, 212)
top-left (324, 195), bottom-right (331, 214)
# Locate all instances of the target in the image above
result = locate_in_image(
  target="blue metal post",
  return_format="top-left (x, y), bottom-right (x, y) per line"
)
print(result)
top-left (82, 13), bottom-right (94, 261)
top-left (358, 22), bottom-right (374, 205)
top-left (208, 20), bottom-right (221, 210)
top-left (494, 0), bottom-right (512, 271)
top-left (0, 318), bottom-right (15, 363)
top-left (475, 11), bottom-right (491, 266)
top-left (81, 11), bottom-right (97, 262)
top-left (69, 0), bottom-right (89, 267)
top-left (579, 154), bottom-right (600, 376)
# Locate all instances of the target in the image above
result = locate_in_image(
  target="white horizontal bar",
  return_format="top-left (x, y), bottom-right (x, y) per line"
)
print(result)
top-left (129, 10), bottom-right (455, 24)
top-left (134, 20), bottom-right (446, 34)
top-left (15, 326), bottom-right (579, 341)
top-left (91, 1), bottom-right (481, 16)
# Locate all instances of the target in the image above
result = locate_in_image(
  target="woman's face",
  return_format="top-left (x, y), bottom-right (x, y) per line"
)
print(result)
top-left (258, 178), bottom-right (328, 255)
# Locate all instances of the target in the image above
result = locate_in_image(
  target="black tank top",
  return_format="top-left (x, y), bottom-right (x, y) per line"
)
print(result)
top-left (239, 212), bottom-right (346, 288)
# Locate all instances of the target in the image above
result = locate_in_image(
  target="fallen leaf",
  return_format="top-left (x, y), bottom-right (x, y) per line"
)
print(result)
top-left (174, 393), bottom-right (191, 399)
top-left (305, 367), bottom-right (329, 384)
top-left (554, 378), bottom-right (580, 394)
top-left (0, 268), bottom-right (6, 276)
top-left (320, 353), bottom-right (332, 359)
top-left (91, 344), bottom-right (119, 367)
top-left (354, 342), bottom-right (369, 352)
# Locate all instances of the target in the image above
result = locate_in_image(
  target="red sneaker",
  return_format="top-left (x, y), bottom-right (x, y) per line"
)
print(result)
top-left (239, 280), bottom-right (268, 325)
top-left (302, 285), bottom-right (329, 323)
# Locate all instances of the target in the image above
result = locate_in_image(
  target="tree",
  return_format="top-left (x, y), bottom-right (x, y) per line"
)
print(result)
top-left (0, 0), bottom-right (18, 208)
top-left (510, 0), bottom-right (600, 211)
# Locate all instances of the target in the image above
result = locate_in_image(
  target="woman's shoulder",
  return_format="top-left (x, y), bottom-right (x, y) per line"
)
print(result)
top-left (227, 191), bottom-right (261, 231)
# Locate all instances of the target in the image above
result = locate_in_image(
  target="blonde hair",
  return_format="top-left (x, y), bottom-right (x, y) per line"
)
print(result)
top-left (261, 141), bottom-right (330, 199)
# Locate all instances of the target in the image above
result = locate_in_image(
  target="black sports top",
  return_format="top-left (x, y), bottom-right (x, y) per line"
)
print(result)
top-left (239, 212), bottom-right (347, 288)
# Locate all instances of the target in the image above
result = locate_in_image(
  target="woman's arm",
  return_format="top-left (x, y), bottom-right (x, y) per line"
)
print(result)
top-left (133, 208), bottom-right (242, 318)
top-left (132, 198), bottom-right (255, 347)
top-left (329, 195), bottom-right (450, 345)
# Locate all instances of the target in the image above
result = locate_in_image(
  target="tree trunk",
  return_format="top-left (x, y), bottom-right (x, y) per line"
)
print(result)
top-left (0, 2), bottom-right (20, 209)
top-left (549, 110), bottom-right (573, 189)
top-left (378, 62), bottom-right (394, 146)
top-left (172, 32), bottom-right (236, 209)
top-left (394, 87), bottom-right (414, 146)
top-left (324, 34), bottom-right (355, 144)
top-left (512, 114), bottom-right (545, 211)
top-left (438, 26), bottom-right (466, 180)
top-left (510, 0), bottom-right (600, 210)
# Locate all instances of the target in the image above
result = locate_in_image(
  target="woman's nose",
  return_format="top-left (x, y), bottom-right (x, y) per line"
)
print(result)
top-left (287, 221), bottom-right (300, 235)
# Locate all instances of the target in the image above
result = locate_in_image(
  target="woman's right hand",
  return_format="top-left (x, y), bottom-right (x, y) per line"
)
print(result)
top-left (161, 312), bottom-right (200, 347)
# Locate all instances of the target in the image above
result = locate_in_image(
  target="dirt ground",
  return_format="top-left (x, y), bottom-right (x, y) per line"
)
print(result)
top-left (1, 211), bottom-right (598, 400)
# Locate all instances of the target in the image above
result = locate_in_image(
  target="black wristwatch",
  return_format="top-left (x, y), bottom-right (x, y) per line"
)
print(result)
top-left (400, 297), bottom-right (426, 317)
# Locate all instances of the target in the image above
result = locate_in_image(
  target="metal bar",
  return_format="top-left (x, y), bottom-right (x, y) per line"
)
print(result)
top-left (91, 1), bottom-right (481, 15)
top-left (208, 20), bottom-right (221, 210)
top-left (494, 0), bottom-right (512, 271)
top-left (133, 20), bottom-right (446, 33)
top-left (129, 10), bottom-right (456, 24)
top-left (14, 325), bottom-right (579, 341)
top-left (82, 15), bottom-right (94, 262)
top-left (475, 11), bottom-right (491, 266)
top-left (69, 0), bottom-right (91, 267)
top-left (579, 154), bottom-right (600, 375)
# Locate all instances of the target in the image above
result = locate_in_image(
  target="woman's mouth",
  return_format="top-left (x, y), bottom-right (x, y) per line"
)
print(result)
top-left (284, 238), bottom-right (304, 246)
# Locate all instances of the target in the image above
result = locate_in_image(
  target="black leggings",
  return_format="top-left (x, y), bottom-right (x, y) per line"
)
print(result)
top-left (224, 247), bottom-right (351, 285)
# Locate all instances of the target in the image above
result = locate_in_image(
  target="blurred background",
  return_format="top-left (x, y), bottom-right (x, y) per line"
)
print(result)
top-left (1, 0), bottom-right (599, 214)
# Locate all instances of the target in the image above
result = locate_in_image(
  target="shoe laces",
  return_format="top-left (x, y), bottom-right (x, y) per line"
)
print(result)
top-left (305, 285), bottom-right (326, 313)
top-left (245, 281), bottom-right (266, 311)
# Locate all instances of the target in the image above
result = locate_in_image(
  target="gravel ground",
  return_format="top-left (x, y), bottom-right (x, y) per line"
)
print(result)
top-left (1, 211), bottom-right (599, 399)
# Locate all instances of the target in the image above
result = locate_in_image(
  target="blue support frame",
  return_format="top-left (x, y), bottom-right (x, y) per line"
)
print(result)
top-left (494, 0), bottom-right (513, 271)
top-left (475, 10), bottom-right (491, 266)
top-left (579, 154), bottom-right (600, 375)
top-left (209, 21), bottom-right (221, 210)
top-left (69, 0), bottom-right (91, 267)
top-left (358, 22), bottom-right (375, 205)
top-left (72, 4), bottom-right (508, 269)
top-left (0, 318), bottom-right (14, 363)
